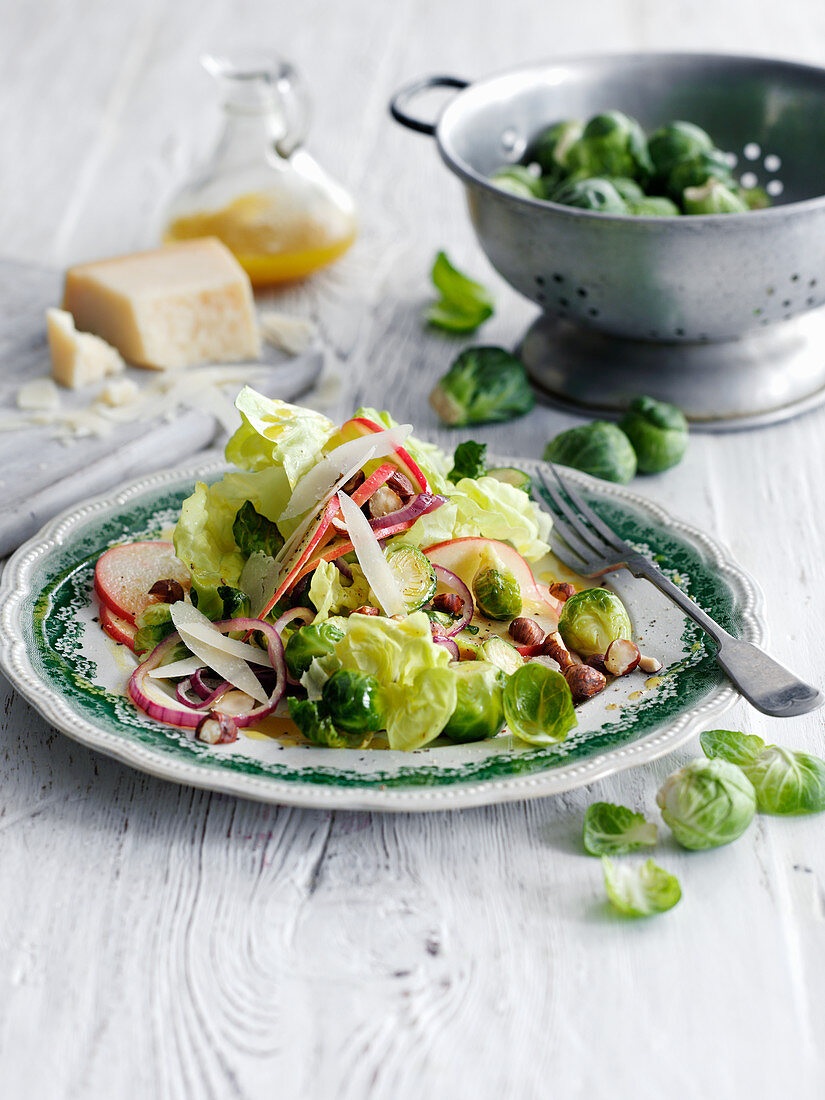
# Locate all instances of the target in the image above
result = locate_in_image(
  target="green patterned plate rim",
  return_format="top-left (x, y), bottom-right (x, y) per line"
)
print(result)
top-left (0, 453), bottom-right (763, 811)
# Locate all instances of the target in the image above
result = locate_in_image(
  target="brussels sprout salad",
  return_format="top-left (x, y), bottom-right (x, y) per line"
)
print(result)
top-left (491, 111), bottom-right (770, 216)
top-left (94, 387), bottom-right (658, 751)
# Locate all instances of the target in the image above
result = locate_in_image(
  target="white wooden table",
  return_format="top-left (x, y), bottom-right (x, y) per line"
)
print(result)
top-left (2, 3), bottom-right (825, 1097)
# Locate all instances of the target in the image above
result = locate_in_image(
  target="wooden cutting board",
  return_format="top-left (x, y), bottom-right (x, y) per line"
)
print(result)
top-left (0, 259), bottom-right (322, 556)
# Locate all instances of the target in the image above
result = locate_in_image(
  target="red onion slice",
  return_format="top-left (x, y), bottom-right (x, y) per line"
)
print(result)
top-left (433, 635), bottom-right (460, 661)
top-left (273, 606), bottom-right (315, 635)
top-left (368, 493), bottom-right (447, 533)
top-left (333, 557), bottom-right (353, 581)
top-left (128, 618), bottom-right (286, 731)
top-left (430, 565), bottom-right (473, 637)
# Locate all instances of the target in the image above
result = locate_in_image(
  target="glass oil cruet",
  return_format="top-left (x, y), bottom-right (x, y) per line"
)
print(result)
top-left (163, 51), bottom-right (356, 286)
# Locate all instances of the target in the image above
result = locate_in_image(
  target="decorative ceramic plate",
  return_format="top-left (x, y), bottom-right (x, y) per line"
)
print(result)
top-left (0, 455), bottom-right (763, 811)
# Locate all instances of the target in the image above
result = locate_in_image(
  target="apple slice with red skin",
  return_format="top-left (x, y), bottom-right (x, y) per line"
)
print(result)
top-left (94, 541), bottom-right (191, 625)
top-left (99, 604), bottom-right (137, 650)
top-left (293, 516), bottom-right (418, 584)
top-left (338, 417), bottom-right (428, 492)
top-left (423, 538), bottom-right (564, 625)
top-left (330, 461), bottom-right (395, 535)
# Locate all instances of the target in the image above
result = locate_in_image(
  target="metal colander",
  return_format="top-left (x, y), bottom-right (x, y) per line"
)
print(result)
top-left (391, 53), bottom-right (825, 428)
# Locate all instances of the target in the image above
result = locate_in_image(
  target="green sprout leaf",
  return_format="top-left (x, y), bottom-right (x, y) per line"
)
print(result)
top-left (429, 346), bottom-right (535, 427)
top-left (448, 440), bottom-right (488, 482)
top-left (742, 746), bottom-right (825, 816)
top-left (583, 802), bottom-right (658, 856)
top-left (232, 500), bottom-right (284, 559)
top-left (425, 251), bottom-right (494, 333)
top-left (502, 663), bottom-right (577, 746)
top-left (700, 729), bottom-right (765, 767)
top-left (602, 857), bottom-right (681, 917)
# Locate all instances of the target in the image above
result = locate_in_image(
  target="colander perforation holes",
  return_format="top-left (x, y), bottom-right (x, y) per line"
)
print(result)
top-left (576, 287), bottom-right (587, 298)
top-left (552, 273), bottom-right (564, 283)
top-left (558, 297), bottom-right (569, 308)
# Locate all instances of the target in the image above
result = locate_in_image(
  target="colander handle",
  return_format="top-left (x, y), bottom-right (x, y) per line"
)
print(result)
top-left (389, 75), bottom-right (469, 136)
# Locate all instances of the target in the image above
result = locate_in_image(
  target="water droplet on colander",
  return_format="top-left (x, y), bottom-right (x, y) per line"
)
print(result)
top-left (744, 142), bottom-right (761, 160)
top-left (764, 154), bottom-right (781, 172)
top-left (767, 179), bottom-right (784, 197)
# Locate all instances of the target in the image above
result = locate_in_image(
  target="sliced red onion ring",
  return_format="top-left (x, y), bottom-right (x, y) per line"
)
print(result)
top-left (333, 557), bottom-right (353, 581)
top-left (433, 636), bottom-right (459, 660)
top-left (128, 618), bottom-right (286, 730)
top-left (179, 673), bottom-right (233, 710)
top-left (191, 668), bottom-right (227, 701)
top-left (273, 606), bottom-right (315, 635)
top-left (368, 493), bottom-right (447, 533)
top-left (430, 565), bottom-right (473, 637)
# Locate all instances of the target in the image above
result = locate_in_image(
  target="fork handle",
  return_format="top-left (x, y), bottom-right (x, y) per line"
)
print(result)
top-left (632, 560), bottom-right (823, 718)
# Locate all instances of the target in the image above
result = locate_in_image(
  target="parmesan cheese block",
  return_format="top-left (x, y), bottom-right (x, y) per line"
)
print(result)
top-left (46, 308), bottom-right (125, 389)
top-left (62, 238), bottom-right (261, 370)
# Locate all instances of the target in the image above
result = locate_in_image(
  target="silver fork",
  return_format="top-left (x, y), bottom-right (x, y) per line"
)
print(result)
top-left (535, 466), bottom-right (823, 718)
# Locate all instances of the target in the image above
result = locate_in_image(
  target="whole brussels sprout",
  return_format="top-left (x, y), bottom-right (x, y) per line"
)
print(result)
top-left (648, 120), bottom-right (714, 180)
top-left (321, 669), bottom-right (387, 734)
top-left (284, 620), bottom-right (345, 680)
top-left (606, 176), bottom-right (646, 203)
top-left (441, 661), bottom-right (507, 743)
top-left (656, 758), bottom-right (757, 850)
top-left (429, 346), bottom-right (534, 427)
top-left (549, 177), bottom-right (628, 214)
top-left (683, 177), bottom-right (748, 215)
top-left (619, 395), bottom-right (689, 473)
top-left (288, 698), bottom-right (366, 749)
top-left (491, 165), bottom-right (544, 199)
top-left (566, 111), bottom-right (653, 182)
top-left (738, 185), bottom-right (771, 210)
top-left (544, 421), bottom-right (637, 484)
top-left (473, 564), bottom-right (522, 621)
top-left (557, 588), bottom-right (632, 657)
top-left (530, 118), bottom-right (584, 178)
top-left (627, 196), bottom-right (681, 217)
top-left (667, 148), bottom-right (735, 197)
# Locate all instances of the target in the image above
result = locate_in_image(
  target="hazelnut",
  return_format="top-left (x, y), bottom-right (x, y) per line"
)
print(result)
top-left (565, 664), bottom-right (607, 703)
top-left (368, 486), bottom-right (403, 519)
top-left (586, 654), bottom-right (608, 675)
top-left (433, 592), bottom-right (464, 617)
top-left (508, 617), bottom-right (544, 646)
top-left (548, 582), bottom-right (576, 602)
top-left (540, 630), bottom-right (574, 671)
top-left (341, 469), bottom-right (366, 495)
top-left (353, 605), bottom-right (380, 616)
top-left (148, 578), bottom-right (185, 604)
top-left (604, 639), bottom-right (641, 676)
top-left (386, 469), bottom-right (415, 502)
top-left (639, 654), bottom-right (663, 674)
top-left (195, 711), bottom-right (238, 745)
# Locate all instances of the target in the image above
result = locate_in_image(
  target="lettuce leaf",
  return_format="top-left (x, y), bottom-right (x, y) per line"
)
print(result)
top-left (225, 387), bottom-right (335, 486)
top-left (308, 560), bottom-right (372, 622)
top-left (173, 467), bottom-right (288, 619)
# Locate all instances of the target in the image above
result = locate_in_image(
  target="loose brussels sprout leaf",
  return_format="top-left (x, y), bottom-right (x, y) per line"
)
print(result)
top-left (429, 346), bottom-right (535, 427)
top-left (284, 620), bottom-right (345, 680)
top-left (647, 120), bottom-right (714, 180)
top-left (134, 602), bottom-right (175, 657)
top-left (667, 148), bottom-right (735, 197)
top-left (565, 111), bottom-right (653, 182)
top-left (449, 440), bottom-right (487, 482)
top-left (216, 584), bottom-right (251, 621)
top-left (700, 728), bottom-right (765, 767)
top-left (321, 669), bottom-right (387, 735)
top-left (557, 587), bottom-right (632, 657)
top-left (232, 499), bottom-right (285, 559)
top-left (583, 802), bottom-right (658, 856)
top-left (619, 395), bottom-right (688, 474)
top-left (385, 543), bottom-right (437, 612)
top-left (627, 196), bottom-right (681, 217)
top-left (441, 661), bottom-right (507, 743)
top-left (531, 119), bottom-right (583, 178)
top-left (503, 663), bottom-right (577, 746)
top-left (683, 178), bottom-right (748, 215)
top-left (549, 177), bottom-right (628, 214)
top-left (425, 251), bottom-right (494, 333)
top-left (656, 758), bottom-right (756, 849)
top-left (288, 697), bottom-right (368, 749)
top-left (742, 746), bottom-right (825, 816)
top-left (602, 857), bottom-right (681, 918)
top-left (491, 165), bottom-right (544, 199)
top-left (473, 563), bottom-right (522, 621)
top-left (544, 421), bottom-right (637, 484)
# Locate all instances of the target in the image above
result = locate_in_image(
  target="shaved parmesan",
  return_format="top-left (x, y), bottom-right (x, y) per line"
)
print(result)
top-left (147, 657), bottom-right (204, 680)
top-left (259, 311), bottom-right (316, 355)
top-left (169, 602), bottom-right (267, 703)
top-left (278, 424), bottom-right (411, 520)
top-left (17, 378), bottom-right (61, 412)
top-left (175, 622), bottom-right (270, 665)
top-left (337, 492), bottom-right (405, 616)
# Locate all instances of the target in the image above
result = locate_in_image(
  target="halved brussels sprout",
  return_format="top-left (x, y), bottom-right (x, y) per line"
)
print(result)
top-left (321, 669), bottom-right (387, 735)
top-left (565, 111), bottom-right (652, 182)
top-left (284, 620), bottom-right (345, 680)
top-left (479, 635), bottom-right (523, 673)
top-left (486, 466), bottom-right (531, 493)
top-left (531, 119), bottom-right (584, 179)
top-left (544, 421), bottom-right (637, 484)
top-left (441, 661), bottom-right (507, 743)
top-left (683, 178), bottom-right (748, 215)
top-left (549, 177), bottom-right (628, 214)
top-left (557, 588), bottom-right (632, 657)
top-left (620, 395), bottom-right (689, 473)
top-left (491, 165), bottom-right (544, 199)
top-left (473, 565), bottom-right (522, 621)
top-left (647, 120), bottom-right (714, 179)
top-left (386, 543), bottom-right (437, 612)
top-left (656, 758), bottom-right (756, 849)
top-left (503, 663), bottom-right (577, 745)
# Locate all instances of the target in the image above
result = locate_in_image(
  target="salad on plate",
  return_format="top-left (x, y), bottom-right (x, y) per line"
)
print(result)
top-left (93, 387), bottom-right (650, 751)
